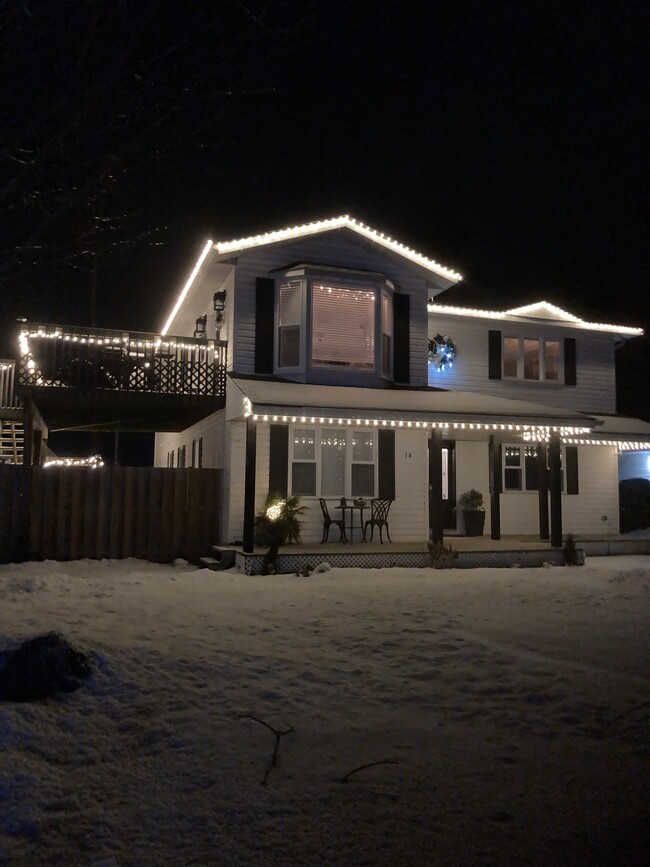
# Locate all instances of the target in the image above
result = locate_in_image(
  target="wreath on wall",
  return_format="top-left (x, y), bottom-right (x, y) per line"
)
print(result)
top-left (428, 334), bottom-right (457, 371)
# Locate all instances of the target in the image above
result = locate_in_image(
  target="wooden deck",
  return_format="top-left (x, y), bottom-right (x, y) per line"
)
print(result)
top-left (15, 324), bottom-right (227, 432)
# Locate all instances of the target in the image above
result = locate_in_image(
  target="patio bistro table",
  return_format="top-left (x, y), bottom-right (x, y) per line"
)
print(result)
top-left (336, 502), bottom-right (368, 543)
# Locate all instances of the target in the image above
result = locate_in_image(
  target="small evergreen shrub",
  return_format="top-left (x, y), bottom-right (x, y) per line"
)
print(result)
top-left (428, 541), bottom-right (459, 569)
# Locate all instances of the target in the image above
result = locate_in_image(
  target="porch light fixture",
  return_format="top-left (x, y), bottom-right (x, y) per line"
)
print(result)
top-left (213, 289), bottom-right (227, 335)
top-left (194, 315), bottom-right (207, 339)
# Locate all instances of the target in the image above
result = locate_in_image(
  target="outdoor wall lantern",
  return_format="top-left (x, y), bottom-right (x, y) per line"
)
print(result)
top-left (194, 315), bottom-right (207, 339)
top-left (213, 290), bottom-right (227, 334)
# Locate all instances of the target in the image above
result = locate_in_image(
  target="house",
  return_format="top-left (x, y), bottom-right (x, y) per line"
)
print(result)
top-left (151, 216), bottom-right (650, 554)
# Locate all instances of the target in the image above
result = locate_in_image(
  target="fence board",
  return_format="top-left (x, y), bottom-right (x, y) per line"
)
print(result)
top-left (55, 470), bottom-right (69, 560)
top-left (69, 468), bottom-right (84, 559)
top-left (0, 466), bottom-right (221, 564)
top-left (147, 469), bottom-right (163, 562)
top-left (122, 467), bottom-right (135, 559)
top-left (109, 468), bottom-right (123, 559)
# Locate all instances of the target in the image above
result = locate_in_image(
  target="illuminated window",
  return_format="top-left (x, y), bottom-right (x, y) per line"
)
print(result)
top-left (381, 291), bottom-right (393, 376)
top-left (503, 337), bottom-right (563, 381)
top-left (290, 427), bottom-right (376, 498)
top-left (275, 270), bottom-right (394, 377)
top-left (312, 284), bottom-right (375, 369)
top-left (544, 340), bottom-right (560, 380)
top-left (278, 280), bottom-right (302, 368)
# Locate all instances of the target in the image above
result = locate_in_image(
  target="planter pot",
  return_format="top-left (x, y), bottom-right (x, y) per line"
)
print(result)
top-left (463, 509), bottom-right (485, 537)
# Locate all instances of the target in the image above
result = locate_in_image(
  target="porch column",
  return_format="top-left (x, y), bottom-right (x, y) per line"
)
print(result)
top-left (243, 415), bottom-right (257, 553)
top-left (488, 435), bottom-right (501, 540)
top-left (538, 443), bottom-right (550, 540)
top-left (549, 433), bottom-right (563, 547)
top-left (429, 428), bottom-right (443, 544)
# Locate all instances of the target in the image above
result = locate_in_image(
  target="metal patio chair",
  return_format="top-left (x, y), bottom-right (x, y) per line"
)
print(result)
top-left (319, 498), bottom-right (348, 543)
top-left (363, 498), bottom-right (393, 543)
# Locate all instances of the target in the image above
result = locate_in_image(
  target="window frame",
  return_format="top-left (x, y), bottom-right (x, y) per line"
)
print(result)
top-left (274, 268), bottom-right (394, 379)
top-left (502, 336), bottom-right (564, 382)
top-left (502, 443), bottom-right (567, 493)
top-left (289, 425), bottom-right (378, 499)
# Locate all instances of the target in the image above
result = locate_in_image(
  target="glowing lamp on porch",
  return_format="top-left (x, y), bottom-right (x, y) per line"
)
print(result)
top-left (266, 500), bottom-right (285, 522)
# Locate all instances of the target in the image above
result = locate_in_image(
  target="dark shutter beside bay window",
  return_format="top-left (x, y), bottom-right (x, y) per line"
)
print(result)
top-left (268, 424), bottom-right (289, 499)
top-left (393, 294), bottom-right (410, 384)
top-left (255, 277), bottom-right (275, 374)
top-left (565, 445), bottom-right (579, 495)
top-left (378, 429), bottom-right (396, 500)
top-left (488, 330), bottom-right (502, 380)
top-left (564, 337), bottom-right (577, 386)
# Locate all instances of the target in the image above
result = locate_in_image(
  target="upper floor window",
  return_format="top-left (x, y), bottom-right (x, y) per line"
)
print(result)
top-left (312, 283), bottom-right (375, 369)
top-left (278, 280), bottom-right (302, 368)
top-left (275, 269), bottom-right (394, 379)
top-left (503, 336), bottom-right (561, 381)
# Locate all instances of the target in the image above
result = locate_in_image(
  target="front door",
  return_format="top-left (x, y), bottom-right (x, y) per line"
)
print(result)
top-left (429, 439), bottom-right (457, 531)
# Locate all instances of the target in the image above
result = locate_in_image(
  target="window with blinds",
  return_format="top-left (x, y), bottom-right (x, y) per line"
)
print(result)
top-left (278, 280), bottom-right (302, 368)
top-left (311, 284), bottom-right (376, 369)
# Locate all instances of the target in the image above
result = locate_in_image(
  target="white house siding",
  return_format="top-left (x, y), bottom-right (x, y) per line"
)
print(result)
top-left (232, 232), bottom-right (436, 386)
top-left (619, 451), bottom-right (650, 481)
top-left (428, 314), bottom-right (617, 414)
top-left (454, 440), bottom-right (492, 535)
top-left (500, 446), bottom-right (619, 536)
top-left (562, 446), bottom-right (619, 535)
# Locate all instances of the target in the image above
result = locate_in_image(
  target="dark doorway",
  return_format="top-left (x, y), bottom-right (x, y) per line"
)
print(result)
top-left (429, 439), bottom-right (456, 532)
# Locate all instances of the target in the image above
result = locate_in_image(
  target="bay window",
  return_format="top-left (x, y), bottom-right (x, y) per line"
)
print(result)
top-left (278, 280), bottom-right (302, 368)
top-left (290, 427), bottom-right (376, 498)
top-left (275, 268), bottom-right (394, 378)
top-left (312, 283), bottom-right (375, 369)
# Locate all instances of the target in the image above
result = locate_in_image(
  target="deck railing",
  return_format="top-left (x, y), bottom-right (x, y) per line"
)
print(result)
top-left (0, 360), bottom-right (21, 409)
top-left (17, 325), bottom-right (228, 398)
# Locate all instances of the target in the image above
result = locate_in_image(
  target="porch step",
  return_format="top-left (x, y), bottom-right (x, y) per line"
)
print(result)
top-left (200, 547), bottom-right (237, 571)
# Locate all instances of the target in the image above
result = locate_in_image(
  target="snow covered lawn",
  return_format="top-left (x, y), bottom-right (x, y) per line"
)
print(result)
top-left (0, 557), bottom-right (648, 866)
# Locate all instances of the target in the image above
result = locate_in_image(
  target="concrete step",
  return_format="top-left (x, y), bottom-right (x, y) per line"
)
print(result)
top-left (200, 547), bottom-right (237, 571)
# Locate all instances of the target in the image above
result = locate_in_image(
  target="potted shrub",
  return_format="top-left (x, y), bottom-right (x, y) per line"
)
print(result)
top-left (457, 489), bottom-right (485, 537)
top-left (254, 495), bottom-right (306, 573)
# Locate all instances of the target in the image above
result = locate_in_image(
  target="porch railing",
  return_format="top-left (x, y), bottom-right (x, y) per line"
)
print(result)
top-left (0, 360), bottom-right (21, 409)
top-left (17, 324), bottom-right (228, 398)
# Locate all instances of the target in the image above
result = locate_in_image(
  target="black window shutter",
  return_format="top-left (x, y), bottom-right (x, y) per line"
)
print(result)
top-left (564, 337), bottom-right (577, 386)
top-left (488, 330), bottom-right (502, 379)
top-left (378, 429), bottom-right (396, 500)
top-left (268, 424), bottom-right (289, 499)
top-left (255, 277), bottom-right (275, 374)
top-left (393, 294), bottom-right (410, 384)
top-left (565, 445), bottom-right (579, 495)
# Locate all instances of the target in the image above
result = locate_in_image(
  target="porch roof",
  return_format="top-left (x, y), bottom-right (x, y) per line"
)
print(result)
top-left (589, 414), bottom-right (650, 447)
top-left (230, 377), bottom-right (596, 430)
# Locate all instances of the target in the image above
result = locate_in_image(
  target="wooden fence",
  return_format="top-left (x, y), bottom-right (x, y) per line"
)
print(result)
top-left (0, 465), bottom-right (221, 564)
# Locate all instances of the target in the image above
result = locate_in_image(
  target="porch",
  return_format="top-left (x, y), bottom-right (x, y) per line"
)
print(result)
top-left (217, 533), bottom-right (650, 574)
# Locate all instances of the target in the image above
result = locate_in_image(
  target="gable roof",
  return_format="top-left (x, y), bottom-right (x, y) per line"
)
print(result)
top-left (428, 299), bottom-right (643, 336)
top-left (213, 215), bottom-right (463, 283)
top-left (162, 216), bottom-right (463, 335)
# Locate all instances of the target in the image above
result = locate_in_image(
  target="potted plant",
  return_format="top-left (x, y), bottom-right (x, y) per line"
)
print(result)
top-left (254, 495), bottom-right (306, 573)
top-left (457, 489), bottom-right (485, 537)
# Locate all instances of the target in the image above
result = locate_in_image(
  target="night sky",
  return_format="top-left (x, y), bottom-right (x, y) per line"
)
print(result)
top-left (2, 0), bottom-right (648, 420)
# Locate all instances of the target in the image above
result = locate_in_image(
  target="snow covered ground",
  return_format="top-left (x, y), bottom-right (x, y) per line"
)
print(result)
top-left (0, 557), bottom-right (648, 867)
